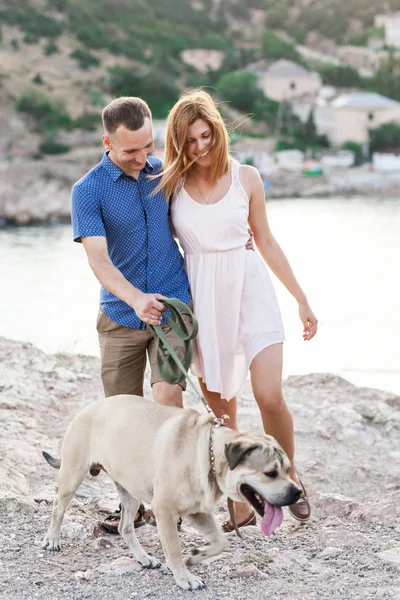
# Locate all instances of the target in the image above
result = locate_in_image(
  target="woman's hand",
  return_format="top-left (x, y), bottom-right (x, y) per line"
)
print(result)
top-left (299, 302), bottom-right (318, 341)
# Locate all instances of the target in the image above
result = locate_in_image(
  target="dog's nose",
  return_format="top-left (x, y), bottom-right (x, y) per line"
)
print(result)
top-left (289, 485), bottom-right (302, 504)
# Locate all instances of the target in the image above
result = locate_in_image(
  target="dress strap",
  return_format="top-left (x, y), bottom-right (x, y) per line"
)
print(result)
top-left (231, 160), bottom-right (249, 204)
top-left (230, 160), bottom-right (240, 183)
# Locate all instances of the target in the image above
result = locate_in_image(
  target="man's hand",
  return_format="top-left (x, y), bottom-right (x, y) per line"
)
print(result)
top-left (245, 228), bottom-right (255, 251)
top-left (131, 292), bottom-right (166, 325)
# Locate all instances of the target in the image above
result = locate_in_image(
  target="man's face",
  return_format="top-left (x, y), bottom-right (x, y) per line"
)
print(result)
top-left (102, 118), bottom-right (155, 174)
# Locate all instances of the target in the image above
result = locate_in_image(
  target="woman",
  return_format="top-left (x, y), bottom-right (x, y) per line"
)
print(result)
top-left (159, 89), bottom-right (318, 530)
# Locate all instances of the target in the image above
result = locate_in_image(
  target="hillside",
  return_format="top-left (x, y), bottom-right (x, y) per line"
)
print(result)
top-left (1, 0), bottom-right (400, 161)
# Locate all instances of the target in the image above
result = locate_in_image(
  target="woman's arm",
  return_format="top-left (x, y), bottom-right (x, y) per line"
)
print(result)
top-left (243, 165), bottom-right (318, 340)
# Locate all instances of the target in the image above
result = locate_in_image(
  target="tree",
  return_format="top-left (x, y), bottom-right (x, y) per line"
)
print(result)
top-left (368, 121), bottom-right (400, 155)
top-left (262, 28), bottom-right (301, 62)
top-left (216, 71), bottom-right (264, 114)
top-left (303, 109), bottom-right (317, 145)
top-left (316, 63), bottom-right (362, 88)
top-left (342, 140), bottom-right (363, 164)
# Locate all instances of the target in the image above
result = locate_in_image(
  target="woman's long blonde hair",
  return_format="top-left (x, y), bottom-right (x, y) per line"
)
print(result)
top-left (157, 89), bottom-right (232, 199)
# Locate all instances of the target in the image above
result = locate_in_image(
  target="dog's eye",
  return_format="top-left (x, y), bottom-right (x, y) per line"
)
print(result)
top-left (264, 470), bottom-right (278, 479)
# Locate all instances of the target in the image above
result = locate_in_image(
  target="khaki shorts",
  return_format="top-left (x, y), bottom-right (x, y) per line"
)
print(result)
top-left (97, 308), bottom-right (189, 398)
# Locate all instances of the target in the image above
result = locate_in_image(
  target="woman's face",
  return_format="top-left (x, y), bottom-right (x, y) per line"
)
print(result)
top-left (186, 119), bottom-right (213, 168)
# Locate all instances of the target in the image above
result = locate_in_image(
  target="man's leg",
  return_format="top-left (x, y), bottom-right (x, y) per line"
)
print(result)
top-left (97, 308), bottom-right (149, 397)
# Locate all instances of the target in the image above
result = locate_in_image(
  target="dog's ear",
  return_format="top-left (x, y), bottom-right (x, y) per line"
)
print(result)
top-left (224, 442), bottom-right (261, 470)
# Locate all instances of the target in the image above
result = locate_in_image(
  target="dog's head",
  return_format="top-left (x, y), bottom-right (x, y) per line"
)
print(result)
top-left (223, 433), bottom-right (302, 535)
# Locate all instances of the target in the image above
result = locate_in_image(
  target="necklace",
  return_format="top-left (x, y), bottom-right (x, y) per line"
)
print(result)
top-left (193, 174), bottom-right (217, 205)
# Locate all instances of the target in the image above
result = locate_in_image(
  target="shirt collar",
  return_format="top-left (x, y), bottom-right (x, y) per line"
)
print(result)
top-left (101, 152), bottom-right (154, 182)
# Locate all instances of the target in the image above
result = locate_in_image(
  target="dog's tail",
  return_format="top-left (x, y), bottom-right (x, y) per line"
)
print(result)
top-left (42, 451), bottom-right (61, 469)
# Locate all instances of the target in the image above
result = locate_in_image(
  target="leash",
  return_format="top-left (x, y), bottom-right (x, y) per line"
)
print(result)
top-left (150, 298), bottom-right (242, 538)
top-left (150, 298), bottom-right (213, 414)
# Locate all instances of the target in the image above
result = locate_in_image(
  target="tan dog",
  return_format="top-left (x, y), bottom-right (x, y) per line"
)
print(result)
top-left (42, 395), bottom-right (301, 590)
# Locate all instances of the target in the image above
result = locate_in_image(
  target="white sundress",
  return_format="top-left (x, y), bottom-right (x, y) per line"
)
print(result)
top-left (170, 161), bottom-right (285, 400)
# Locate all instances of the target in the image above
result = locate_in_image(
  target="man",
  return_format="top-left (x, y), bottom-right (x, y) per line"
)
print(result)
top-left (71, 97), bottom-right (191, 531)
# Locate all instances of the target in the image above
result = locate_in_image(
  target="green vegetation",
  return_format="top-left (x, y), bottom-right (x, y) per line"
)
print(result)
top-left (104, 66), bottom-right (179, 118)
top-left (39, 138), bottom-right (70, 155)
top-left (88, 91), bottom-right (105, 107)
top-left (274, 106), bottom-right (330, 153)
top-left (363, 51), bottom-right (400, 102)
top-left (73, 112), bottom-right (101, 130)
top-left (32, 74), bottom-right (44, 85)
top-left (216, 71), bottom-right (280, 124)
top-left (343, 26), bottom-right (384, 47)
top-left (315, 64), bottom-right (362, 88)
top-left (265, 3), bottom-right (288, 30)
top-left (70, 47), bottom-right (100, 70)
top-left (368, 121), bottom-right (400, 154)
top-left (342, 140), bottom-right (363, 163)
top-left (15, 89), bottom-right (72, 132)
top-left (262, 29), bottom-right (301, 63)
top-left (44, 41), bottom-right (58, 56)
top-left (0, 6), bottom-right (63, 38)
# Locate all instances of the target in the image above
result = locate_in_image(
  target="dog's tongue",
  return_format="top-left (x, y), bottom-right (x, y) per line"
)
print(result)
top-left (261, 502), bottom-right (283, 536)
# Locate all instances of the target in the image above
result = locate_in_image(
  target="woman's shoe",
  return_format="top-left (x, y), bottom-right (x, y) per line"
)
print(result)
top-left (288, 479), bottom-right (311, 522)
top-left (222, 510), bottom-right (256, 533)
top-left (100, 503), bottom-right (146, 534)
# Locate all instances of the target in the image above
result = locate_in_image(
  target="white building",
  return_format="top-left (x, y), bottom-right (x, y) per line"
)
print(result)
top-left (248, 59), bottom-right (322, 102)
top-left (292, 90), bottom-right (400, 147)
top-left (375, 13), bottom-right (400, 48)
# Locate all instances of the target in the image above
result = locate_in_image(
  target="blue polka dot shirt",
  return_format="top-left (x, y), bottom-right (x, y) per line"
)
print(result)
top-left (71, 152), bottom-right (191, 329)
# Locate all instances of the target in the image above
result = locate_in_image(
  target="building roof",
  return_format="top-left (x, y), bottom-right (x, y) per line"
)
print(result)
top-left (265, 59), bottom-right (313, 78)
top-left (332, 92), bottom-right (400, 109)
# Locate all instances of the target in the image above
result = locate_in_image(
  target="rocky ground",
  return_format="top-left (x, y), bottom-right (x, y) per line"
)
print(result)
top-left (0, 336), bottom-right (399, 600)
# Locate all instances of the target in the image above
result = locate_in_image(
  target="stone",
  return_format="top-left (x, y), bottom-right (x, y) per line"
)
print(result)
top-left (97, 556), bottom-right (143, 575)
top-left (377, 547), bottom-right (400, 570)
top-left (93, 537), bottom-right (115, 550)
top-left (350, 491), bottom-right (400, 527)
top-left (312, 492), bottom-right (360, 519)
top-left (75, 481), bottom-right (103, 499)
top-left (0, 496), bottom-right (37, 515)
top-left (229, 565), bottom-right (266, 579)
top-left (317, 547), bottom-right (343, 559)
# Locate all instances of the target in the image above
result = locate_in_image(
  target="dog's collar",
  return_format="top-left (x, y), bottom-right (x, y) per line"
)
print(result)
top-left (208, 415), bottom-right (229, 481)
top-left (208, 415), bottom-right (242, 538)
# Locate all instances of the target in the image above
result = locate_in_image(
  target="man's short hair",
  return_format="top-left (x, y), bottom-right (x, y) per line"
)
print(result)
top-left (102, 97), bottom-right (152, 135)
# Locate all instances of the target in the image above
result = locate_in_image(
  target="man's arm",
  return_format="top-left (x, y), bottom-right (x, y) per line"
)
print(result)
top-left (82, 236), bottom-right (165, 325)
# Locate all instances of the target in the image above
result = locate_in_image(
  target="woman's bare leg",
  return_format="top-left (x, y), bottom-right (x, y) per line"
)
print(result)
top-left (249, 343), bottom-right (297, 480)
top-left (198, 379), bottom-right (253, 523)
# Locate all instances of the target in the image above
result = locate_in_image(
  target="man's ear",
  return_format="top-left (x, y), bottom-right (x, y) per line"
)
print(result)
top-left (102, 134), bottom-right (111, 150)
top-left (224, 441), bottom-right (260, 470)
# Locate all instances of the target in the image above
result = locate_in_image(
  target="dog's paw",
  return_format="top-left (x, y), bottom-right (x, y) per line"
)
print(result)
top-left (138, 554), bottom-right (161, 569)
top-left (42, 537), bottom-right (60, 551)
top-left (175, 572), bottom-right (206, 591)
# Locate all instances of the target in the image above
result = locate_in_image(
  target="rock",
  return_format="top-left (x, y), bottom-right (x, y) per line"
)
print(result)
top-left (0, 497), bottom-right (37, 515)
top-left (349, 491), bottom-right (400, 527)
top-left (317, 547), bottom-right (343, 559)
top-left (312, 492), bottom-right (361, 519)
top-left (229, 565), bottom-right (266, 578)
top-left (93, 537), bottom-right (115, 550)
top-left (54, 366), bottom-right (78, 383)
top-left (97, 557), bottom-right (143, 575)
top-left (73, 570), bottom-right (93, 581)
top-left (63, 522), bottom-right (86, 540)
top-left (378, 547), bottom-right (400, 570)
top-left (75, 481), bottom-right (103, 499)
top-left (319, 527), bottom-right (368, 549)
top-left (33, 486), bottom-right (56, 504)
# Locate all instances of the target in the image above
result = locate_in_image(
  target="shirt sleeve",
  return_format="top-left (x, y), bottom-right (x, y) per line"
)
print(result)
top-left (71, 182), bottom-right (106, 243)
